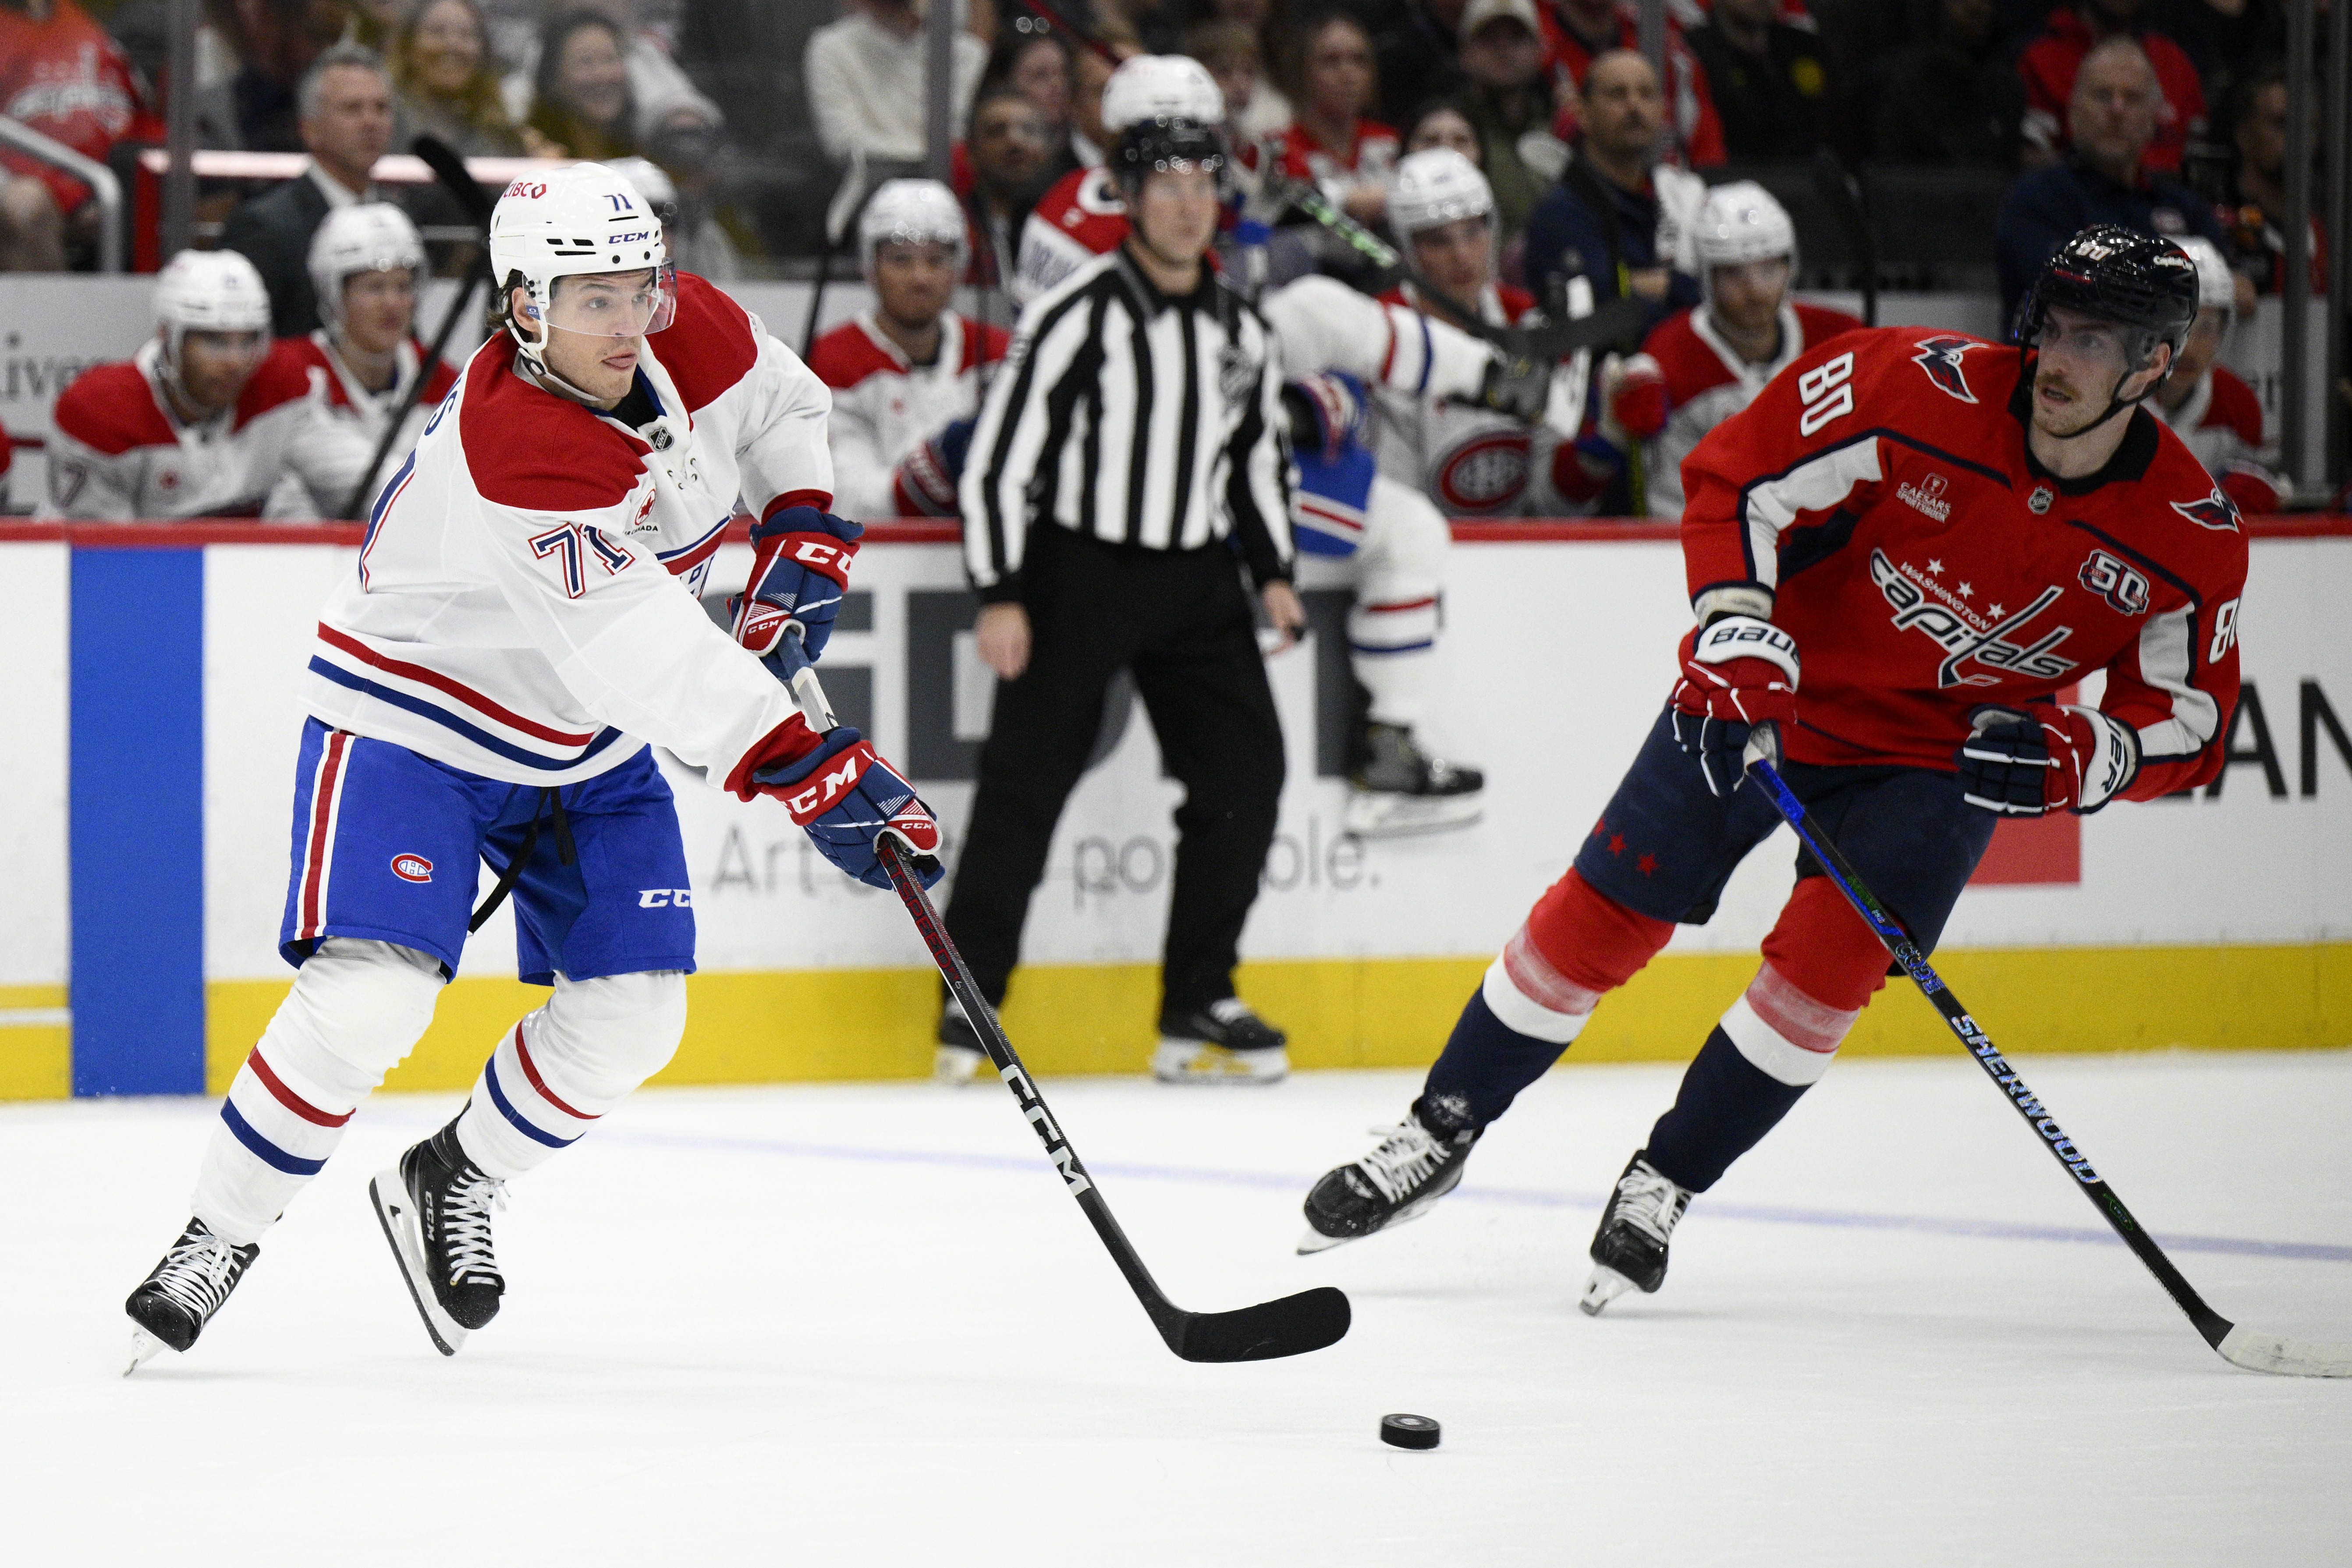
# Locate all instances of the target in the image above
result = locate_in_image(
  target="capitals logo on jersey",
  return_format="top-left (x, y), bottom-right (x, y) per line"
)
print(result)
top-left (2171, 486), bottom-right (2242, 532)
top-left (1911, 335), bottom-right (1985, 404)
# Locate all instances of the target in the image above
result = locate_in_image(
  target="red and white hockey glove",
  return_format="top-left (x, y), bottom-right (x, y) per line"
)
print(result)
top-left (731, 719), bottom-right (944, 890)
top-left (1606, 351), bottom-right (1670, 441)
top-left (2218, 459), bottom-right (2285, 518)
top-left (1955, 702), bottom-right (2139, 816)
top-left (729, 504), bottom-right (861, 664)
top-left (890, 416), bottom-right (977, 518)
top-left (1670, 615), bottom-right (1799, 798)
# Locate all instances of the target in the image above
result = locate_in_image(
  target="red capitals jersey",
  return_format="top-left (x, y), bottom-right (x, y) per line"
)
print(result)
top-left (0, 0), bottom-right (161, 212)
top-left (1681, 327), bottom-right (2248, 797)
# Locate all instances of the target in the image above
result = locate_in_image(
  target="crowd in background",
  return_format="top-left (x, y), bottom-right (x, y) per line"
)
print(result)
top-left (0, 0), bottom-right (2334, 290)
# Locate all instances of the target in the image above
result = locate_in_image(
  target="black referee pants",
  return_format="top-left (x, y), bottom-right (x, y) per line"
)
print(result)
top-left (944, 525), bottom-right (1286, 1019)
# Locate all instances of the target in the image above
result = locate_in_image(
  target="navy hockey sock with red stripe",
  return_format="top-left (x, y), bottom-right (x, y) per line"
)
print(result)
top-left (1642, 1026), bottom-right (1810, 1193)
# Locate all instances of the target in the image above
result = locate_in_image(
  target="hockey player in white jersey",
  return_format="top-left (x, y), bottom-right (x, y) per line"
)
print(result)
top-left (277, 203), bottom-right (457, 467)
top-left (43, 250), bottom-right (375, 520)
top-left (122, 162), bottom-right (942, 1369)
top-left (2149, 235), bottom-right (2290, 514)
top-left (808, 179), bottom-right (1008, 518)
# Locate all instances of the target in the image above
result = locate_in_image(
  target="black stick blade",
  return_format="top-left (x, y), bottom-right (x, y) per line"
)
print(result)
top-left (1167, 1286), bottom-right (1351, 1362)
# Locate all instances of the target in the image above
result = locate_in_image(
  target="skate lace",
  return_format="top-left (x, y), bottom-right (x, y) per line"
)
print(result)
top-left (442, 1171), bottom-right (508, 1287)
top-left (1357, 1121), bottom-right (1446, 1204)
top-left (151, 1232), bottom-right (242, 1321)
top-left (1614, 1166), bottom-right (1687, 1244)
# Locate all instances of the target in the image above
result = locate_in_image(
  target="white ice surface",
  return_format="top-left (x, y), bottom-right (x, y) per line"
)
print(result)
top-left (7, 1052), bottom-right (2348, 1566)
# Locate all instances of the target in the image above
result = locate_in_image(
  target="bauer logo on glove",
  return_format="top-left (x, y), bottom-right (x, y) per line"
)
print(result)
top-left (1670, 614), bottom-right (1799, 798)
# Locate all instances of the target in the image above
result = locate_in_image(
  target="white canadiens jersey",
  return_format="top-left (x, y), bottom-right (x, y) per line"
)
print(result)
top-left (1013, 167), bottom-right (1128, 306)
top-left (806, 312), bottom-right (1008, 518)
top-left (308, 274), bottom-right (831, 788)
top-left (1639, 300), bottom-right (1864, 519)
top-left (43, 338), bottom-right (374, 520)
top-left (1369, 282), bottom-right (1575, 517)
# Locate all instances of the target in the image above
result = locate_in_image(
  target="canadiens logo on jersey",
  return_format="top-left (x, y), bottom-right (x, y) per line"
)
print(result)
top-left (1435, 430), bottom-right (1532, 513)
top-left (2172, 486), bottom-right (2241, 532)
top-left (1911, 335), bottom-right (1984, 404)
top-left (1869, 549), bottom-right (2080, 687)
top-left (390, 854), bottom-right (433, 883)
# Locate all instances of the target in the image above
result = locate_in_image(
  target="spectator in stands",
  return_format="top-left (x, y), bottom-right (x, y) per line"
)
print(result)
top-left (1184, 19), bottom-right (1284, 144)
top-left (1068, 22), bottom-right (1142, 166)
top-left (2016, 0), bottom-right (2206, 174)
top-left (1182, 0), bottom-right (1292, 136)
top-left (808, 178), bottom-right (1009, 521)
top-left (1401, 97), bottom-right (1480, 164)
top-left (1868, 0), bottom-right (2025, 167)
top-left (986, 27), bottom-right (1078, 169)
top-left (1451, 0), bottom-right (1560, 241)
top-left (392, 0), bottom-right (527, 156)
top-left (1273, 8), bottom-right (1397, 225)
top-left (43, 249), bottom-right (373, 519)
top-left (221, 43), bottom-right (399, 338)
top-left (197, 0), bottom-right (351, 153)
top-left (962, 84), bottom-right (1053, 296)
top-left (1521, 49), bottom-right (1704, 326)
top-left (2153, 233), bottom-right (2289, 512)
top-left (804, 0), bottom-right (988, 169)
top-left (0, 0), bottom-right (163, 271)
top-left (1539, 0), bottom-right (1724, 169)
top-left (1682, 0), bottom-right (1827, 160)
top-left (525, 11), bottom-right (635, 160)
top-left (1366, 0), bottom-right (1466, 128)
top-left (496, 0), bottom-right (720, 144)
top-left (344, 0), bottom-right (411, 54)
top-left (2216, 61), bottom-right (2324, 295)
top-left (1994, 36), bottom-right (2242, 319)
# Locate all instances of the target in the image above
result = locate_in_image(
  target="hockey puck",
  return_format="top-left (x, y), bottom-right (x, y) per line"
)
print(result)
top-left (1380, 1414), bottom-right (1441, 1451)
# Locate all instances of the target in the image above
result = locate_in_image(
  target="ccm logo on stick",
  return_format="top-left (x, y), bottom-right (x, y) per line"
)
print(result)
top-left (638, 889), bottom-right (694, 907)
top-left (390, 855), bottom-right (434, 883)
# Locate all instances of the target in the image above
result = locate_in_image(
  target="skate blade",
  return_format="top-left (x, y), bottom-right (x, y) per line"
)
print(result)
top-left (1297, 1190), bottom-right (1446, 1256)
top-left (1341, 790), bottom-right (1484, 840)
top-left (369, 1168), bottom-right (468, 1357)
top-left (1151, 1043), bottom-right (1289, 1085)
top-left (932, 1045), bottom-right (986, 1086)
top-left (1579, 1264), bottom-right (1637, 1317)
top-left (1296, 1227), bottom-right (1352, 1256)
top-left (124, 1327), bottom-right (166, 1376)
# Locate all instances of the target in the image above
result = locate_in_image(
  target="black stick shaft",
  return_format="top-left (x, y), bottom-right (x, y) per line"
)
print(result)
top-left (1742, 734), bottom-right (2232, 1348)
top-left (341, 255), bottom-right (485, 519)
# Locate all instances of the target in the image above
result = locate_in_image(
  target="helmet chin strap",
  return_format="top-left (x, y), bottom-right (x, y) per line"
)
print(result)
top-left (506, 316), bottom-right (617, 406)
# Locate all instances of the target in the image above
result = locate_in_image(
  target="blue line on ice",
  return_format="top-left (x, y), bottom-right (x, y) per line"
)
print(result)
top-left (604, 1128), bottom-right (2352, 1265)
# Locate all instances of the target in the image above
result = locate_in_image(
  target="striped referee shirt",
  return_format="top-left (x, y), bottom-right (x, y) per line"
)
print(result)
top-left (958, 245), bottom-right (1294, 603)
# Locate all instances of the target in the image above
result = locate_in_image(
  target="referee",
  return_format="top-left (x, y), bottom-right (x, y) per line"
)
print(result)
top-left (940, 108), bottom-right (1308, 1086)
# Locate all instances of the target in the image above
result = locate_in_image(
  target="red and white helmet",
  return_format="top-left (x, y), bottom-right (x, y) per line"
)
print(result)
top-left (308, 202), bottom-right (425, 330)
top-left (153, 248), bottom-right (272, 386)
top-left (488, 161), bottom-right (674, 383)
top-left (2172, 235), bottom-right (2237, 322)
top-left (1693, 181), bottom-right (1795, 270)
top-left (858, 177), bottom-right (968, 277)
top-left (1389, 148), bottom-right (1494, 241)
top-left (1101, 54), bottom-right (1225, 133)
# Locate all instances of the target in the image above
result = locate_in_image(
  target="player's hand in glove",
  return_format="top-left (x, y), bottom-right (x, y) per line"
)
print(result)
top-left (1281, 372), bottom-right (1368, 461)
top-left (1604, 351), bottom-right (1669, 441)
top-left (1467, 348), bottom-right (1550, 422)
top-left (1955, 702), bottom-right (2139, 816)
top-left (1670, 615), bottom-right (1799, 797)
top-left (730, 504), bottom-right (862, 665)
top-left (891, 418), bottom-right (977, 517)
top-left (728, 717), bottom-right (944, 888)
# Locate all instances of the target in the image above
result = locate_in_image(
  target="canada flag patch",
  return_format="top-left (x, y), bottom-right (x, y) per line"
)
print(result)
top-left (391, 854), bottom-right (434, 883)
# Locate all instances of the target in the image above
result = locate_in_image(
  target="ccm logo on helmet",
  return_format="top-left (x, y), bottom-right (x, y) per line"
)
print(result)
top-left (390, 854), bottom-right (434, 883)
top-left (610, 230), bottom-right (654, 243)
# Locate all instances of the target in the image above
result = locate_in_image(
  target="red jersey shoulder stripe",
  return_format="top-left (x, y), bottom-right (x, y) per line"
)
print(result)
top-left (653, 272), bottom-right (760, 412)
top-left (51, 360), bottom-right (173, 453)
top-left (458, 336), bottom-right (648, 512)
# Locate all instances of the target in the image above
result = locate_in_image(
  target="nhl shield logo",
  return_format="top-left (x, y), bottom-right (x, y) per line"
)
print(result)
top-left (2028, 485), bottom-right (2054, 514)
top-left (1218, 343), bottom-right (1259, 407)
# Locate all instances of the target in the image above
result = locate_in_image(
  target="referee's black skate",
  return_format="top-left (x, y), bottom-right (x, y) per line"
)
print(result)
top-left (1154, 998), bottom-right (1290, 1084)
top-left (1343, 724), bottom-right (1484, 839)
top-left (124, 1218), bottom-right (259, 1373)
top-left (1299, 1096), bottom-right (1480, 1253)
top-left (1581, 1153), bottom-right (1693, 1316)
top-left (370, 1119), bottom-right (508, 1355)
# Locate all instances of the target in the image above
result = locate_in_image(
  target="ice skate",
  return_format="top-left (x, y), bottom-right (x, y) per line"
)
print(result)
top-left (1299, 1099), bottom-right (1480, 1253)
top-left (1581, 1153), bottom-right (1693, 1316)
top-left (369, 1119), bottom-right (508, 1356)
top-left (124, 1218), bottom-right (260, 1373)
top-left (935, 1001), bottom-right (988, 1085)
top-left (1343, 724), bottom-right (1484, 839)
top-left (1153, 998), bottom-right (1289, 1083)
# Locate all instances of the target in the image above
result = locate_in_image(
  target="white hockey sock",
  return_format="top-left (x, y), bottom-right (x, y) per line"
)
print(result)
top-left (455, 970), bottom-right (687, 1178)
top-left (1480, 923), bottom-right (1606, 1044)
top-left (1717, 962), bottom-right (1862, 1087)
top-left (193, 939), bottom-right (443, 1245)
top-left (1350, 636), bottom-right (1437, 731)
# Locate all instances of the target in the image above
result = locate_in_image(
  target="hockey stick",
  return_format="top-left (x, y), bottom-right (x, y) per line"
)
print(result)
top-left (1739, 723), bottom-right (2349, 1377)
top-left (770, 635), bottom-right (1352, 1362)
top-left (341, 135), bottom-right (491, 519)
top-left (801, 149), bottom-right (869, 359)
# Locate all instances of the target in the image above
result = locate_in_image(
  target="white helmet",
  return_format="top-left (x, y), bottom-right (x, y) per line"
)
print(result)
top-left (2172, 235), bottom-right (2236, 319)
top-left (489, 161), bottom-right (674, 388)
top-left (858, 177), bottom-right (968, 277)
top-left (1389, 148), bottom-right (1494, 241)
top-left (1694, 181), bottom-right (1796, 269)
top-left (603, 156), bottom-right (678, 219)
top-left (153, 248), bottom-right (272, 388)
top-left (308, 203), bottom-right (424, 330)
top-left (1101, 54), bottom-right (1225, 133)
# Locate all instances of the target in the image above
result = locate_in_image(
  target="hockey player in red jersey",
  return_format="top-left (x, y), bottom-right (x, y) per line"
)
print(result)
top-left (1601, 181), bottom-right (1862, 518)
top-left (44, 250), bottom-right (376, 520)
top-left (1299, 227), bottom-right (2248, 1315)
top-left (273, 204), bottom-right (458, 469)
top-left (2149, 235), bottom-right (2288, 515)
top-left (807, 179), bottom-right (1009, 519)
top-left (122, 163), bottom-right (942, 1369)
